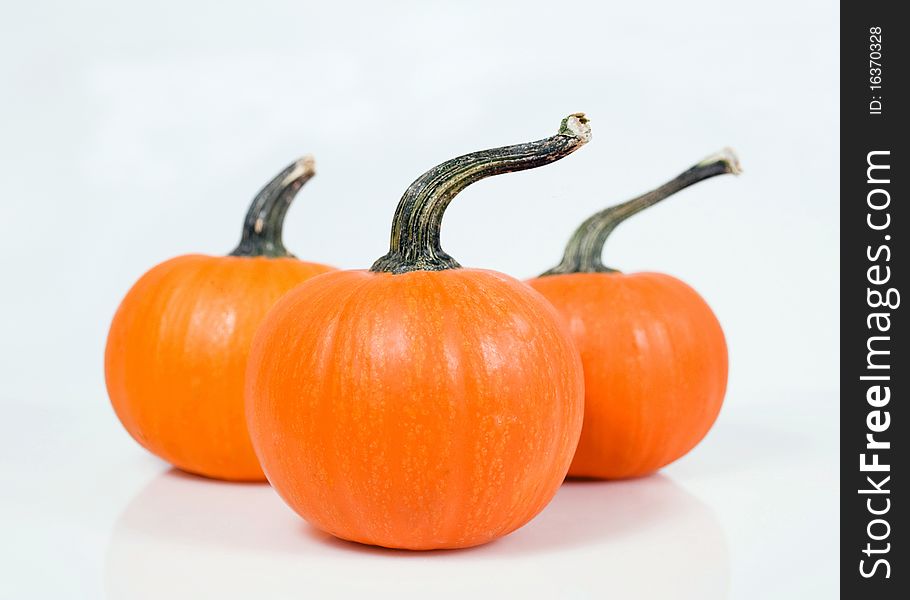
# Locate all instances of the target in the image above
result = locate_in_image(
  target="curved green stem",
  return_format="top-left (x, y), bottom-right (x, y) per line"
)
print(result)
top-left (371, 113), bottom-right (592, 274)
top-left (541, 147), bottom-right (742, 276)
top-left (229, 156), bottom-right (316, 258)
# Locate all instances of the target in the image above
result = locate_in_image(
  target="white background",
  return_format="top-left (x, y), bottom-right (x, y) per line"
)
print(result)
top-left (0, 1), bottom-right (838, 598)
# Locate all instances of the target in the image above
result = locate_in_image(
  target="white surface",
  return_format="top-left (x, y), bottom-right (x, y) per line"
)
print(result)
top-left (0, 1), bottom-right (838, 598)
top-left (1, 390), bottom-right (837, 599)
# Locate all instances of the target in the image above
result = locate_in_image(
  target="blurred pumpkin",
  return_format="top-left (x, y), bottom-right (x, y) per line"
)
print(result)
top-left (528, 149), bottom-right (741, 479)
top-left (105, 157), bottom-right (334, 481)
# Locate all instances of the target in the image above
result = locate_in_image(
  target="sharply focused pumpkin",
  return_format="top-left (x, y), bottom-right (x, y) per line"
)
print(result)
top-left (246, 115), bottom-right (591, 550)
top-left (106, 157), bottom-right (334, 481)
top-left (527, 149), bottom-right (741, 479)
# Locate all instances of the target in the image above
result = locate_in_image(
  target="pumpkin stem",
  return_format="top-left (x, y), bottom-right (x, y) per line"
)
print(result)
top-left (229, 156), bottom-right (316, 258)
top-left (370, 114), bottom-right (592, 274)
top-left (541, 147), bottom-right (741, 275)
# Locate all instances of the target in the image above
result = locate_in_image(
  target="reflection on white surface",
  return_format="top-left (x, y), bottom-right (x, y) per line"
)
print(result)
top-left (105, 470), bottom-right (728, 599)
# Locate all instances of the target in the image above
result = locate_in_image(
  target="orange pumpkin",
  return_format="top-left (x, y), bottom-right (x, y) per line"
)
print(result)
top-left (106, 157), bottom-right (334, 481)
top-left (246, 115), bottom-right (591, 549)
top-left (527, 149), bottom-right (741, 479)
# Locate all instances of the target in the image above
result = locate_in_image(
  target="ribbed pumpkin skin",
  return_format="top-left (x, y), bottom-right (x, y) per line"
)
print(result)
top-left (527, 271), bottom-right (727, 479)
top-left (105, 254), bottom-right (334, 481)
top-left (246, 268), bottom-right (585, 550)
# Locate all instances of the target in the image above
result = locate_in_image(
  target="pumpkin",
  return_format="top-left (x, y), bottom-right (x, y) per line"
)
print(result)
top-left (105, 157), bottom-right (335, 481)
top-left (245, 114), bottom-right (591, 550)
top-left (527, 149), bottom-right (741, 479)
